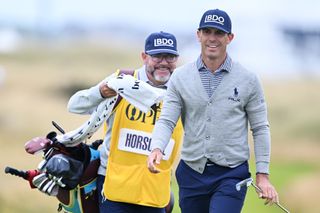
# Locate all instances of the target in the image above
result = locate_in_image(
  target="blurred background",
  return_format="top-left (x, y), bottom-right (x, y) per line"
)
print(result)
top-left (0, 0), bottom-right (319, 212)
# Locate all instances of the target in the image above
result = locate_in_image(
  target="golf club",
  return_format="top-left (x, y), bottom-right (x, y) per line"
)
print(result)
top-left (236, 178), bottom-right (290, 213)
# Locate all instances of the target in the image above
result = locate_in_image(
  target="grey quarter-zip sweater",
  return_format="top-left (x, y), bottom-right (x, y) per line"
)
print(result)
top-left (151, 60), bottom-right (271, 174)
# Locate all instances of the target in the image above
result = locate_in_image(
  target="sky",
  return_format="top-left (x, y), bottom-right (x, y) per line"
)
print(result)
top-left (0, 0), bottom-right (320, 78)
top-left (0, 0), bottom-right (318, 30)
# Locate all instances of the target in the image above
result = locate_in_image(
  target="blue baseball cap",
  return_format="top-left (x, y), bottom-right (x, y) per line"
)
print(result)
top-left (145, 31), bottom-right (179, 56)
top-left (198, 9), bottom-right (232, 33)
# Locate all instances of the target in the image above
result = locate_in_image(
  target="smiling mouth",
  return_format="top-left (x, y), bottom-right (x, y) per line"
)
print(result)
top-left (156, 69), bottom-right (170, 75)
top-left (207, 44), bottom-right (218, 48)
top-left (155, 66), bottom-right (170, 71)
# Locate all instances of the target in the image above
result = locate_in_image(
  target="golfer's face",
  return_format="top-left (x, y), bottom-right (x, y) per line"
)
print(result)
top-left (197, 27), bottom-right (233, 60)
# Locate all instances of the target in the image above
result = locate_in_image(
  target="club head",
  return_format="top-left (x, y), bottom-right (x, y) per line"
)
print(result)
top-left (236, 178), bottom-right (253, 191)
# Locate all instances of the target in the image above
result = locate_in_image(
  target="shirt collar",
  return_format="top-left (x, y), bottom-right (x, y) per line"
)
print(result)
top-left (196, 54), bottom-right (232, 73)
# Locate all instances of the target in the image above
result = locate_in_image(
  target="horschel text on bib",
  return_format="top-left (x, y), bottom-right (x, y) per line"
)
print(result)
top-left (118, 128), bottom-right (174, 160)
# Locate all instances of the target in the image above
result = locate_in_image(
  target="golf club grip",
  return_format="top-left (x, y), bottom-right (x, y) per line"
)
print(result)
top-left (4, 166), bottom-right (28, 179)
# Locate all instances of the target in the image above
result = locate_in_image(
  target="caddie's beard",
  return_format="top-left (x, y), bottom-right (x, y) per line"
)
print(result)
top-left (147, 65), bottom-right (172, 83)
top-left (154, 71), bottom-right (171, 83)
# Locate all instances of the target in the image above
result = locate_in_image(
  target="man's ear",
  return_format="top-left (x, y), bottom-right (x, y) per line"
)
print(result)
top-left (227, 33), bottom-right (234, 44)
top-left (196, 30), bottom-right (201, 42)
top-left (141, 52), bottom-right (148, 60)
top-left (141, 52), bottom-right (149, 64)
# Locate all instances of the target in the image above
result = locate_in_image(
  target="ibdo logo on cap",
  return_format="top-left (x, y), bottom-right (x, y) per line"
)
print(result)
top-left (145, 31), bottom-right (179, 56)
top-left (154, 38), bottom-right (174, 47)
top-left (198, 9), bottom-right (232, 33)
top-left (204, 14), bottom-right (225, 25)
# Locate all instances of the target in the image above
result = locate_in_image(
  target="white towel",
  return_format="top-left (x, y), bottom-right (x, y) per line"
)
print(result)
top-left (56, 74), bottom-right (166, 146)
top-left (107, 74), bottom-right (166, 113)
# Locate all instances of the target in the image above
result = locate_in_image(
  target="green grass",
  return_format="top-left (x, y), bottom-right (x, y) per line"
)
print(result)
top-left (242, 161), bottom-right (316, 213)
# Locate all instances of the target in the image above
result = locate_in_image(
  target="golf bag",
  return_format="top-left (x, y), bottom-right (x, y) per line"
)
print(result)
top-left (6, 130), bottom-right (102, 213)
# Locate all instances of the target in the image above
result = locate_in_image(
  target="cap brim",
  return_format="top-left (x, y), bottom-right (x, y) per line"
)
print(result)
top-left (146, 49), bottom-right (179, 56)
top-left (198, 25), bottom-right (230, 33)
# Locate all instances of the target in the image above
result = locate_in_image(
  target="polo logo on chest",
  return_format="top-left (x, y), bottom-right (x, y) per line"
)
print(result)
top-left (228, 87), bottom-right (240, 102)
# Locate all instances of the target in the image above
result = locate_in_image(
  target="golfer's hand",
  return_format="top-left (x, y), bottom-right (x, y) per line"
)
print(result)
top-left (256, 173), bottom-right (279, 205)
top-left (99, 83), bottom-right (117, 98)
top-left (147, 148), bottom-right (163, 173)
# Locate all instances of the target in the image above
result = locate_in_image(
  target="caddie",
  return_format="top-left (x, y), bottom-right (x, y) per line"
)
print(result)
top-left (68, 31), bottom-right (183, 213)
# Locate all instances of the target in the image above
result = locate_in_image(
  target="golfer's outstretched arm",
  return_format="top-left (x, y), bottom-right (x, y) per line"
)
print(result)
top-left (148, 74), bottom-right (182, 173)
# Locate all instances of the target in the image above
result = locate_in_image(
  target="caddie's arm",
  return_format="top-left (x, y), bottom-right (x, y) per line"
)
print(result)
top-left (99, 82), bottom-right (117, 98)
top-left (67, 72), bottom-right (117, 114)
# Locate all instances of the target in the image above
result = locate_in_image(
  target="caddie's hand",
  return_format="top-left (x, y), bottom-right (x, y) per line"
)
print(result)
top-left (256, 173), bottom-right (279, 205)
top-left (147, 148), bottom-right (163, 173)
top-left (99, 83), bottom-right (117, 98)
top-left (25, 137), bottom-right (52, 154)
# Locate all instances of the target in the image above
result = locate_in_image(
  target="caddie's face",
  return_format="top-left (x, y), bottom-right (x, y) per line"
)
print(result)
top-left (197, 27), bottom-right (234, 61)
top-left (142, 52), bottom-right (178, 86)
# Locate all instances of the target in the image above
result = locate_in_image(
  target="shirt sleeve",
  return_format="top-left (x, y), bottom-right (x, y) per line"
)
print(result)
top-left (67, 72), bottom-right (117, 114)
top-left (151, 73), bottom-right (182, 152)
top-left (246, 74), bottom-right (271, 174)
